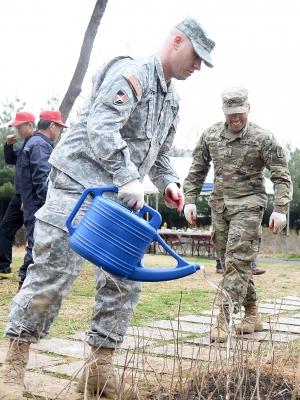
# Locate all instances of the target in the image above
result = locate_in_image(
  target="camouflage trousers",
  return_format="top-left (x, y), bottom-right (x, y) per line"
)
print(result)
top-left (211, 205), bottom-right (264, 313)
top-left (5, 180), bottom-right (142, 349)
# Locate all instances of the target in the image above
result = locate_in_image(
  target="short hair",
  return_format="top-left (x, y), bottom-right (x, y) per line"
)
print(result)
top-left (37, 120), bottom-right (61, 130)
top-left (24, 121), bottom-right (36, 129)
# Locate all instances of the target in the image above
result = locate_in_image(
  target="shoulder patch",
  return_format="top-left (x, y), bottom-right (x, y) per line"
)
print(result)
top-left (113, 87), bottom-right (132, 105)
top-left (127, 74), bottom-right (142, 96)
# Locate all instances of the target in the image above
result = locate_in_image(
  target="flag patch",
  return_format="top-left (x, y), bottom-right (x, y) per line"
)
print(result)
top-left (127, 74), bottom-right (142, 96)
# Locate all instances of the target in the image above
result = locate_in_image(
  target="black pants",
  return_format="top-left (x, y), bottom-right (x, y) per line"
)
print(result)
top-left (0, 194), bottom-right (33, 278)
top-left (20, 205), bottom-right (40, 281)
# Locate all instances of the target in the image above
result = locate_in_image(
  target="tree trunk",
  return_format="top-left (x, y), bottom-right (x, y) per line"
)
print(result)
top-left (59, 0), bottom-right (108, 123)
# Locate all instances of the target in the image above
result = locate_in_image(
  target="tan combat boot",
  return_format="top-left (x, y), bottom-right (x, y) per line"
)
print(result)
top-left (0, 339), bottom-right (30, 400)
top-left (210, 307), bottom-right (230, 343)
top-left (77, 346), bottom-right (137, 399)
top-left (236, 303), bottom-right (263, 334)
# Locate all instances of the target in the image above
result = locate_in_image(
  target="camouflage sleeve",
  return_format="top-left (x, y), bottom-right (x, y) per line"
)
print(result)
top-left (86, 60), bottom-right (145, 186)
top-left (183, 130), bottom-right (212, 204)
top-left (262, 132), bottom-right (293, 214)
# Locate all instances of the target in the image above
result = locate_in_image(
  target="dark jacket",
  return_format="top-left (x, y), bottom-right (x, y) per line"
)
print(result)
top-left (21, 132), bottom-right (54, 207)
top-left (4, 140), bottom-right (28, 194)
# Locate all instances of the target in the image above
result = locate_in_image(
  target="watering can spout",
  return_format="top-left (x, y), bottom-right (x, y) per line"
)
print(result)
top-left (66, 186), bottom-right (201, 282)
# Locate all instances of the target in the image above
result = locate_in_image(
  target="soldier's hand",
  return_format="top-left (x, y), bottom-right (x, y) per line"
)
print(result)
top-left (184, 203), bottom-right (197, 226)
top-left (117, 179), bottom-right (144, 210)
top-left (164, 182), bottom-right (184, 212)
top-left (6, 134), bottom-right (17, 145)
top-left (269, 211), bottom-right (286, 234)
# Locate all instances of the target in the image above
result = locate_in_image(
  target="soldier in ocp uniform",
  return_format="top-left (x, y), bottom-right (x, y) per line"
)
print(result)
top-left (0, 16), bottom-right (215, 399)
top-left (183, 87), bottom-right (292, 343)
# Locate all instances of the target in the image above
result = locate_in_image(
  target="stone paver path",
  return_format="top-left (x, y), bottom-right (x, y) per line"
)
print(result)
top-left (1, 295), bottom-right (300, 399)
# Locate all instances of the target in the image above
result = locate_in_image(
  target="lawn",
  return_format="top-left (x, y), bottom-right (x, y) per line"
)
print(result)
top-left (0, 246), bottom-right (300, 346)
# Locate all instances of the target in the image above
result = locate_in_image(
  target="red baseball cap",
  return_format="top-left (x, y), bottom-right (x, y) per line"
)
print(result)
top-left (8, 112), bottom-right (35, 127)
top-left (39, 110), bottom-right (68, 128)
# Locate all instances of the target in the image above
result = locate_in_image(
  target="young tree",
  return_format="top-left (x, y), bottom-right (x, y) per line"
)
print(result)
top-left (59, 0), bottom-right (108, 122)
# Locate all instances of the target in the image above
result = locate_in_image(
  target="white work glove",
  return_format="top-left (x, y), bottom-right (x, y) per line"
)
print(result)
top-left (164, 182), bottom-right (184, 212)
top-left (117, 179), bottom-right (144, 210)
top-left (184, 203), bottom-right (197, 226)
top-left (269, 211), bottom-right (286, 234)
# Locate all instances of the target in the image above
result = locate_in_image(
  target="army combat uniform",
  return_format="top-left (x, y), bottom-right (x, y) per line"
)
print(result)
top-left (5, 53), bottom-right (181, 348)
top-left (184, 120), bottom-right (293, 312)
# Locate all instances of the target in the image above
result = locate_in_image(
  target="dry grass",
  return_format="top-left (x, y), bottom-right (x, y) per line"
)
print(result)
top-left (1, 239), bottom-right (300, 399)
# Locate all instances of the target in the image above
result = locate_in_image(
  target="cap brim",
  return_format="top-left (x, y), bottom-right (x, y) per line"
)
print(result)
top-left (223, 106), bottom-right (249, 115)
top-left (55, 121), bottom-right (69, 128)
top-left (192, 41), bottom-right (214, 68)
top-left (8, 121), bottom-right (27, 127)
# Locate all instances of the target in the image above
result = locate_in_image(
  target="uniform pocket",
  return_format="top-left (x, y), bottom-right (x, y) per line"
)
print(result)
top-left (13, 292), bottom-right (31, 309)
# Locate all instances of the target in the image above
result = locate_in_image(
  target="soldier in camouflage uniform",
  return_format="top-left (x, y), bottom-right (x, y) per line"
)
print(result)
top-left (183, 87), bottom-right (292, 343)
top-left (0, 16), bottom-right (215, 400)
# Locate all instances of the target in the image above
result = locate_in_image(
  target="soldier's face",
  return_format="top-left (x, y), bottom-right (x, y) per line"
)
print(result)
top-left (172, 37), bottom-right (202, 80)
top-left (225, 112), bottom-right (248, 132)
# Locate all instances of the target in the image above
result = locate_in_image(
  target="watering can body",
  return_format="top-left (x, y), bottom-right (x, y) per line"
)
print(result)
top-left (66, 186), bottom-right (200, 282)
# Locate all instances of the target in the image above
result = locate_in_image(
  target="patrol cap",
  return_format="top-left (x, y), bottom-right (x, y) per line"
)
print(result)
top-left (8, 112), bottom-right (35, 127)
top-left (221, 87), bottom-right (249, 115)
top-left (39, 110), bottom-right (68, 128)
top-left (176, 16), bottom-right (215, 68)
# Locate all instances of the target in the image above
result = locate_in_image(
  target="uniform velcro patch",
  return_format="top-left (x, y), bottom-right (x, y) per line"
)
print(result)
top-left (113, 87), bottom-right (132, 105)
top-left (127, 74), bottom-right (142, 95)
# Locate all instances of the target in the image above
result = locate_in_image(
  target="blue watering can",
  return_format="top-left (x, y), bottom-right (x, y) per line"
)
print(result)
top-left (66, 186), bottom-right (200, 282)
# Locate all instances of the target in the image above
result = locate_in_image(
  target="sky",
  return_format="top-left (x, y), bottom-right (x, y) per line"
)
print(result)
top-left (1, 0), bottom-right (300, 150)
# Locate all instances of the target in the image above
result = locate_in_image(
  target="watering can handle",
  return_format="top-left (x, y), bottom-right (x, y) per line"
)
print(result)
top-left (128, 233), bottom-right (201, 282)
top-left (66, 185), bottom-right (162, 234)
top-left (66, 186), bottom-right (118, 235)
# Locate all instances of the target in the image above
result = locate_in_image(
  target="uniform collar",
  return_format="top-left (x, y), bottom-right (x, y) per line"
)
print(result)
top-left (152, 53), bottom-right (168, 93)
top-left (222, 122), bottom-right (249, 140)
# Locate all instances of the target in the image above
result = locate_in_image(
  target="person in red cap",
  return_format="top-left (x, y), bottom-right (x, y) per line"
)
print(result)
top-left (0, 112), bottom-right (35, 281)
top-left (16, 110), bottom-right (67, 291)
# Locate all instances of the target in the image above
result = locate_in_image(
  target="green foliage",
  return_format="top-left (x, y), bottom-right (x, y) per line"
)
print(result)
top-left (0, 182), bottom-right (14, 199)
top-left (286, 146), bottom-right (300, 232)
top-left (0, 98), bottom-right (27, 219)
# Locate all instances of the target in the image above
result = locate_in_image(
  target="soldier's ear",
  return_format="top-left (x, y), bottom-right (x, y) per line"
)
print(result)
top-left (248, 104), bottom-right (251, 113)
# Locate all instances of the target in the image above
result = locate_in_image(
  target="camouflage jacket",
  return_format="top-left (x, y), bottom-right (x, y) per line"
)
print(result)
top-left (183, 121), bottom-right (293, 214)
top-left (49, 53), bottom-right (180, 194)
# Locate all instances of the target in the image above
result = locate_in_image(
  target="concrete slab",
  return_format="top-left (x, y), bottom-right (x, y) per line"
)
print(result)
top-left (24, 371), bottom-right (84, 399)
top-left (264, 299), bottom-right (300, 307)
top-left (184, 337), bottom-right (261, 350)
top-left (263, 322), bottom-right (300, 334)
top-left (242, 332), bottom-right (300, 342)
top-left (151, 343), bottom-right (226, 361)
top-left (257, 303), bottom-right (299, 311)
top-left (269, 317), bottom-right (300, 326)
top-left (283, 296), bottom-right (300, 302)
top-left (31, 338), bottom-right (86, 358)
top-left (149, 320), bottom-right (210, 334)
top-left (0, 348), bottom-right (65, 369)
top-left (44, 360), bottom-right (83, 377)
top-left (113, 353), bottom-right (192, 374)
top-left (257, 307), bottom-right (285, 314)
top-left (126, 326), bottom-right (189, 340)
top-left (179, 314), bottom-right (242, 325)
top-left (120, 335), bottom-right (156, 350)
top-left (179, 315), bottom-right (216, 324)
